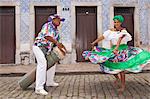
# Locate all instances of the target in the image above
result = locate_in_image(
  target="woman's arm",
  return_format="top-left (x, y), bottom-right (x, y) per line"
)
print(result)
top-left (91, 35), bottom-right (104, 45)
top-left (113, 35), bottom-right (126, 54)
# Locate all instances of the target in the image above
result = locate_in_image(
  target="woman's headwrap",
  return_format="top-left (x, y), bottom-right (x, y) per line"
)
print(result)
top-left (48, 14), bottom-right (65, 22)
top-left (113, 15), bottom-right (124, 23)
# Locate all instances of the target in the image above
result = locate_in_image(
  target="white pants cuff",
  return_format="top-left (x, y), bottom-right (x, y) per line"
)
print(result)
top-left (46, 64), bottom-right (56, 85)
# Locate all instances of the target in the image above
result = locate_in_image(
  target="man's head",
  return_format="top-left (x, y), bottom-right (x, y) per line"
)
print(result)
top-left (48, 14), bottom-right (65, 27)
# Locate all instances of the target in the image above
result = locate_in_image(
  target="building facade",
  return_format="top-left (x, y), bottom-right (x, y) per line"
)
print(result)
top-left (0, 0), bottom-right (150, 65)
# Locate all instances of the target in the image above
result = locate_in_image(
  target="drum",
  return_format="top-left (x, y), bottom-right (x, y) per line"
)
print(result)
top-left (18, 46), bottom-right (65, 90)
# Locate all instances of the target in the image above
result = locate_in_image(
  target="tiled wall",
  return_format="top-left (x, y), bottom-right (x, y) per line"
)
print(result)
top-left (0, 0), bottom-right (150, 64)
top-left (1, 0), bottom-right (148, 44)
top-left (20, 0), bottom-right (30, 44)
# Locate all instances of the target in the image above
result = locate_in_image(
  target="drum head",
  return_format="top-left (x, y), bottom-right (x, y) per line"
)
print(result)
top-left (53, 47), bottom-right (65, 60)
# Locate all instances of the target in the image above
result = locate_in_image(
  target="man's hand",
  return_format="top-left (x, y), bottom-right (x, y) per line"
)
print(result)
top-left (56, 43), bottom-right (66, 51)
top-left (56, 42), bottom-right (67, 55)
top-left (44, 36), bottom-right (67, 55)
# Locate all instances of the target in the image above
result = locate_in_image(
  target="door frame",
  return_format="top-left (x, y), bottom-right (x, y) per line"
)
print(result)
top-left (29, 2), bottom-right (61, 63)
top-left (0, 2), bottom-right (21, 64)
top-left (147, 4), bottom-right (150, 50)
top-left (110, 3), bottom-right (140, 47)
top-left (71, 1), bottom-right (102, 63)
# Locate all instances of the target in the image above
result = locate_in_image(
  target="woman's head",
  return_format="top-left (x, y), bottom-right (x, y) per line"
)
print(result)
top-left (113, 15), bottom-right (124, 28)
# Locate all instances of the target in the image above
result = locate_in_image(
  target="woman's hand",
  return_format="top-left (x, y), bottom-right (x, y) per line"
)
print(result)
top-left (90, 35), bottom-right (104, 50)
top-left (91, 42), bottom-right (95, 50)
top-left (113, 48), bottom-right (118, 55)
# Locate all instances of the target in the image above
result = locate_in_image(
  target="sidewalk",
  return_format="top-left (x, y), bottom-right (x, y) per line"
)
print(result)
top-left (0, 63), bottom-right (99, 75)
top-left (0, 63), bottom-right (150, 75)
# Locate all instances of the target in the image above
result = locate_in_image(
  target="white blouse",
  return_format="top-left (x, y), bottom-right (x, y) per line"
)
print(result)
top-left (102, 29), bottom-right (132, 48)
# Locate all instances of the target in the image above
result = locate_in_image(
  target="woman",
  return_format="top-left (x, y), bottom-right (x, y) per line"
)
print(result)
top-left (33, 14), bottom-right (66, 95)
top-left (82, 15), bottom-right (150, 93)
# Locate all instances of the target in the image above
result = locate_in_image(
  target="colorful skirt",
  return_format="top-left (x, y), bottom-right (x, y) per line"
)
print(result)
top-left (82, 44), bottom-right (150, 74)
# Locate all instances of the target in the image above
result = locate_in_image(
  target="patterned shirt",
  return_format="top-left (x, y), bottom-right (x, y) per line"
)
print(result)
top-left (34, 22), bottom-right (60, 51)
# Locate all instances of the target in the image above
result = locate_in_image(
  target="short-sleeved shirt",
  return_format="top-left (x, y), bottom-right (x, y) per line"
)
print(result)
top-left (34, 22), bottom-right (60, 51)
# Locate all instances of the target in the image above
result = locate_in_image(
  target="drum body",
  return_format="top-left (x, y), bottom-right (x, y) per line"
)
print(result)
top-left (18, 46), bottom-right (65, 90)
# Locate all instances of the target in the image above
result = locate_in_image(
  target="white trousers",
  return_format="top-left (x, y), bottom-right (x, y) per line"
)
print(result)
top-left (33, 46), bottom-right (56, 90)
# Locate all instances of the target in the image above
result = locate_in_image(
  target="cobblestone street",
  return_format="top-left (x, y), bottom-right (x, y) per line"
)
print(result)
top-left (0, 73), bottom-right (150, 99)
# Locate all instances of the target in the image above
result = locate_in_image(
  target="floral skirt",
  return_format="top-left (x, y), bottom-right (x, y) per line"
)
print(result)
top-left (82, 44), bottom-right (150, 74)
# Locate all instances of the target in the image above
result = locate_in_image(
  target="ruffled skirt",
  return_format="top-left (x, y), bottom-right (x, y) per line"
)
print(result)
top-left (82, 44), bottom-right (150, 74)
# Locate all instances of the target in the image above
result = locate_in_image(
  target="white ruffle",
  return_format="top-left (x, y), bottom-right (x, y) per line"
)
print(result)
top-left (103, 30), bottom-right (132, 45)
top-left (103, 30), bottom-right (111, 40)
top-left (116, 30), bottom-right (132, 45)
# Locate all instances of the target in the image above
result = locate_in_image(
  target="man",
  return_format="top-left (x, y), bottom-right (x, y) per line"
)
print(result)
top-left (33, 14), bottom-right (66, 95)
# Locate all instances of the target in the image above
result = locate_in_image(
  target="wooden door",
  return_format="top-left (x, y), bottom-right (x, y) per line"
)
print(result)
top-left (0, 7), bottom-right (15, 64)
top-left (35, 6), bottom-right (57, 37)
top-left (76, 6), bottom-right (97, 62)
top-left (114, 7), bottom-right (134, 46)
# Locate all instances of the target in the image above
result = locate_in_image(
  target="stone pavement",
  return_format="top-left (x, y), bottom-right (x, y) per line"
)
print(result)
top-left (0, 63), bottom-right (150, 99)
top-left (0, 73), bottom-right (150, 99)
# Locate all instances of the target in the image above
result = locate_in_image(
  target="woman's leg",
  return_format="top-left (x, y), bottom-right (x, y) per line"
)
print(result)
top-left (118, 71), bottom-right (125, 93)
top-left (114, 74), bottom-right (120, 80)
top-left (113, 74), bottom-right (120, 86)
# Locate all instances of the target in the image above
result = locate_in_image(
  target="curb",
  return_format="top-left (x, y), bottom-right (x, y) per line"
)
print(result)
top-left (0, 70), bottom-right (150, 77)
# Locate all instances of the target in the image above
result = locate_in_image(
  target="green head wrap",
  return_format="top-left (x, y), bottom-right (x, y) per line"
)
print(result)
top-left (113, 15), bottom-right (124, 23)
